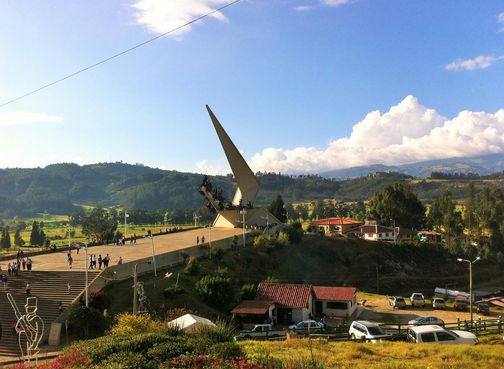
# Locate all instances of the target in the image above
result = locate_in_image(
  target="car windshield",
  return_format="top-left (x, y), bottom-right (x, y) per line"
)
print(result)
top-left (414, 317), bottom-right (424, 322)
top-left (368, 326), bottom-right (386, 335)
top-left (396, 298), bottom-right (405, 302)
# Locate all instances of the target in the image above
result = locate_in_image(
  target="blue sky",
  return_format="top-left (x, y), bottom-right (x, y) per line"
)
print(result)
top-left (1, 0), bottom-right (503, 175)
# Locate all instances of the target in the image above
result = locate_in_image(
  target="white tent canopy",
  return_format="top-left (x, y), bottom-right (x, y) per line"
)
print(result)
top-left (167, 313), bottom-right (216, 333)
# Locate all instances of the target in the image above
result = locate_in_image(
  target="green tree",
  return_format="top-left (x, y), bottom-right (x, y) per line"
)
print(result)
top-left (29, 221), bottom-right (44, 246)
top-left (464, 181), bottom-right (478, 242)
top-left (67, 305), bottom-right (107, 338)
top-left (0, 227), bottom-right (11, 249)
top-left (82, 208), bottom-right (118, 241)
top-left (366, 183), bottom-right (426, 230)
top-left (240, 284), bottom-right (257, 301)
top-left (196, 275), bottom-right (234, 309)
top-left (14, 229), bottom-right (25, 247)
top-left (428, 191), bottom-right (463, 251)
top-left (268, 193), bottom-right (286, 222)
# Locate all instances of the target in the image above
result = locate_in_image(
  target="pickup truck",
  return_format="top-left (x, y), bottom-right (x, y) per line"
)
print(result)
top-left (389, 296), bottom-right (407, 309)
top-left (410, 293), bottom-right (426, 307)
top-left (454, 298), bottom-right (469, 311)
top-left (236, 324), bottom-right (286, 340)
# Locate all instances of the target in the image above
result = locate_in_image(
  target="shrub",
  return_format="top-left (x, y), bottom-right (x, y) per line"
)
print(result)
top-left (164, 284), bottom-right (184, 298)
top-left (67, 305), bottom-right (107, 338)
top-left (184, 256), bottom-right (199, 275)
top-left (195, 275), bottom-right (234, 309)
top-left (110, 313), bottom-right (163, 335)
top-left (240, 284), bottom-right (256, 301)
top-left (211, 243), bottom-right (225, 259)
top-left (209, 342), bottom-right (244, 360)
top-left (166, 308), bottom-right (198, 322)
top-left (106, 351), bottom-right (149, 369)
top-left (181, 250), bottom-right (190, 262)
top-left (197, 322), bottom-right (236, 344)
top-left (81, 289), bottom-right (111, 311)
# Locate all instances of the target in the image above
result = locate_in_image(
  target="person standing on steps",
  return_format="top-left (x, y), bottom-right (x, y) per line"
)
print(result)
top-left (67, 283), bottom-right (71, 294)
top-left (58, 302), bottom-right (63, 315)
top-left (26, 282), bottom-right (31, 296)
top-left (2, 274), bottom-right (8, 290)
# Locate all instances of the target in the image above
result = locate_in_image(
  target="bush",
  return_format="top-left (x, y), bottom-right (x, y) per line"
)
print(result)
top-left (195, 275), bottom-right (234, 309)
top-left (110, 313), bottom-right (163, 335)
top-left (211, 243), bottom-right (225, 259)
top-left (240, 284), bottom-right (256, 301)
top-left (184, 256), bottom-right (199, 275)
top-left (166, 308), bottom-right (198, 322)
top-left (163, 284), bottom-right (184, 298)
top-left (67, 305), bottom-right (108, 338)
top-left (82, 289), bottom-right (111, 311)
top-left (106, 351), bottom-right (150, 369)
top-left (209, 342), bottom-right (244, 360)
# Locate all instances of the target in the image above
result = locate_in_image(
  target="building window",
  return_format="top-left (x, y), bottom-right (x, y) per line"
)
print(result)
top-left (385, 233), bottom-right (389, 237)
top-left (327, 301), bottom-right (347, 309)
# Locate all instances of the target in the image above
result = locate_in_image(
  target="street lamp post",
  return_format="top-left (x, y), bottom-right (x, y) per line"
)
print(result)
top-left (124, 212), bottom-right (129, 238)
top-left (133, 260), bottom-right (152, 314)
top-left (82, 241), bottom-right (90, 307)
top-left (149, 236), bottom-right (157, 277)
top-left (240, 210), bottom-right (247, 247)
top-left (457, 256), bottom-right (480, 322)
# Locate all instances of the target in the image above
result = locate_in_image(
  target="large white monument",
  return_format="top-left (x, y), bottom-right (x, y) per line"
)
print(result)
top-left (202, 105), bottom-right (281, 228)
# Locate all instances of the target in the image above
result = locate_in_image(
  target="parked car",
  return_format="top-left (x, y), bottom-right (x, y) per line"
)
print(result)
top-left (389, 296), bottom-right (407, 309)
top-left (410, 293), bottom-right (426, 307)
top-left (477, 303), bottom-right (490, 316)
top-left (408, 316), bottom-right (444, 326)
top-left (454, 298), bottom-right (469, 311)
top-left (432, 297), bottom-right (446, 310)
top-left (288, 320), bottom-right (324, 333)
top-left (348, 320), bottom-right (390, 343)
top-left (407, 325), bottom-right (479, 345)
top-left (236, 324), bottom-right (286, 340)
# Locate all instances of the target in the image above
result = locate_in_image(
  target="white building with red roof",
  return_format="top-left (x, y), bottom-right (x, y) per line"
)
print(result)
top-left (231, 283), bottom-right (358, 327)
top-left (309, 217), bottom-right (363, 235)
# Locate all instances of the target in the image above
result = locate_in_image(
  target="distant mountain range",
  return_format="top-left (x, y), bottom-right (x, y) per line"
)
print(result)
top-left (319, 154), bottom-right (504, 180)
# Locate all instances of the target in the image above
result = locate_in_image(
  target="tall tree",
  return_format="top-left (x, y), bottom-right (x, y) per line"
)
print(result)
top-left (428, 191), bottom-right (463, 251)
top-left (82, 208), bottom-right (118, 241)
top-left (268, 193), bottom-right (286, 222)
top-left (0, 227), bottom-right (11, 249)
top-left (29, 221), bottom-right (44, 246)
top-left (366, 182), bottom-right (426, 230)
top-left (14, 229), bottom-right (25, 247)
top-left (464, 181), bottom-right (478, 242)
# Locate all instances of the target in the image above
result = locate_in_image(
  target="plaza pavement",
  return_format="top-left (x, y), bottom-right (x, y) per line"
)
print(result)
top-left (1, 227), bottom-right (246, 272)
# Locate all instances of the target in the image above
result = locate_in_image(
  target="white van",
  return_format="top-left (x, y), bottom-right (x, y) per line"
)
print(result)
top-left (407, 325), bottom-right (478, 345)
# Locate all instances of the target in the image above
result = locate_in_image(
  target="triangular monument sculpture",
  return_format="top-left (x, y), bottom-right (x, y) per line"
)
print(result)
top-left (202, 105), bottom-right (281, 228)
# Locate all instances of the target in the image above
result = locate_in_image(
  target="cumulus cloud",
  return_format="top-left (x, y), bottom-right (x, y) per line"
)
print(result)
top-left (0, 112), bottom-right (63, 127)
top-left (248, 95), bottom-right (504, 173)
top-left (295, 6), bottom-right (315, 11)
top-left (445, 55), bottom-right (503, 71)
top-left (498, 12), bottom-right (504, 32)
top-left (196, 159), bottom-right (225, 175)
top-left (131, 0), bottom-right (229, 36)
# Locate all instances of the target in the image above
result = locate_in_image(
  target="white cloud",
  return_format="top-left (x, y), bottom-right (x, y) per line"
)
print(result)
top-left (196, 159), bottom-right (225, 175)
top-left (295, 6), bottom-right (315, 11)
top-left (322, 0), bottom-right (351, 6)
top-left (131, 0), bottom-right (230, 37)
top-left (498, 12), bottom-right (504, 32)
top-left (248, 95), bottom-right (504, 173)
top-left (0, 112), bottom-right (63, 127)
top-left (445, 55), bottom-right (503, 71)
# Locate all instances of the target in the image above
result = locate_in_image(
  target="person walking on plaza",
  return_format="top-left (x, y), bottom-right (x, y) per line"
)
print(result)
top-left (98, 254), bottom-right (103, 269)
top-left (118, 256), bottom-right (123, 265)
top-left (89, 255), bottom-right (94, 269)
top-left (26, 258), bottom-right (32, 272)
top-left (201, 235), bottom-right (205, 243)
top-left (68, 255), bottom-right (73, 269)
top-left (26, 282), bottom-right (31, 296)
top-left (22, 258), bottom-right (26, 271)
top-left (196, 236), bottom-right (199, 244)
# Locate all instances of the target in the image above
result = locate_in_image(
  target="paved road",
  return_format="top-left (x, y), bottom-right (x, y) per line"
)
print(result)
top-left (1, 227), bottom-right (246, 272)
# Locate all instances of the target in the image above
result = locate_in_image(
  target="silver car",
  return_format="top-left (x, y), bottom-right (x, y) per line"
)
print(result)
top-left (408, 316), bottom-right (444, 326)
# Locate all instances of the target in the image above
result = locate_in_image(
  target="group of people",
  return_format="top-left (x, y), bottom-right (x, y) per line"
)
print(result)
top-left (67, 250), bottom-right (113, 270)
top-left (0, 253), bottom-right (33, 290)
top-left (196, 235), bottom-right (206, 244)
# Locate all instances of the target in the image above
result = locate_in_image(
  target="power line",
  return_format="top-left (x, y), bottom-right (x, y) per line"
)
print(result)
top-left (0, 0), bottom-right (243, 109)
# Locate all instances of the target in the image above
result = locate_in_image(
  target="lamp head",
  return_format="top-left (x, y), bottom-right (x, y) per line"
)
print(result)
top-left (475, 256), bottom-right (481, 261)
top-left (457, 258), bottom-right (463, 262)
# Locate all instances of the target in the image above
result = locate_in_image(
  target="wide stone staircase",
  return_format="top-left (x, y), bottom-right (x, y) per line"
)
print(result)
top-left (0, 270), bottom-right (99, 359)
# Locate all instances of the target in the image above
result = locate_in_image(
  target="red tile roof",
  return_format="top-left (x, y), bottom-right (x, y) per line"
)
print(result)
top-left (255, 283), bottom-right (312, 308)
top-left (231, 300), bottom-right (274, 315)
top-left (312, 286), bottom-right (356, 301)
top-left (310, 218), bottom-right (362, 226)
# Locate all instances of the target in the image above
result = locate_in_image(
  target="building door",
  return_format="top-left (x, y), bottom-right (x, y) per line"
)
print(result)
top-left (315, 301), bottom-right (323, 315)
top-left (276, 307), bottom-right (293, 325)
